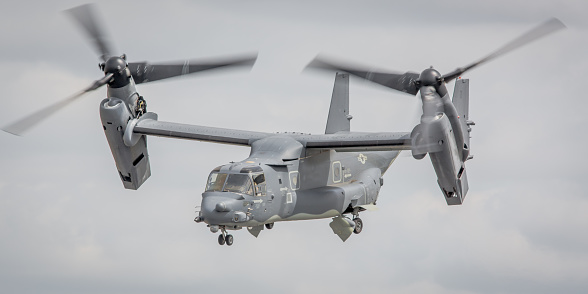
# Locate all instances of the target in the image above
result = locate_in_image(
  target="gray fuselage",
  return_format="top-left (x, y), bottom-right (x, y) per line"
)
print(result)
top-left (198, 135), bottom-right (400, 230)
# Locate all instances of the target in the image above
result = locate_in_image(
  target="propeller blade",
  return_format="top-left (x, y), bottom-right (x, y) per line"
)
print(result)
top-left (65, 4), bottom-right (114, 61)
top-left (307, 56), bottom-right (421, 95)
top-left (442, 18), bottom-right (566, 82)
top-left (2, 74), bottom-right (113, 136)
top-left (128, 54), bottom-right (258, 84)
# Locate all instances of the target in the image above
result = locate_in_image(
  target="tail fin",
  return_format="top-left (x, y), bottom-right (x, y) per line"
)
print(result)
top-left (325, 73), bottom-right (351, 134)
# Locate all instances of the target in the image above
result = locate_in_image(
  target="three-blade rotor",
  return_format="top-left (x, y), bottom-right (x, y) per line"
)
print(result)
top-left (2, 4), bottom-right (258, 136)
top-left (306, 18), bottom-right (565, 159)
top-left (307, 18), bottom-right (566, 96)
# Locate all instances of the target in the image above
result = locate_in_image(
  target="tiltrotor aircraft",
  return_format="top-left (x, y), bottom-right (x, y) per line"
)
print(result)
top-left (2, 5), bottom-right (565, 245)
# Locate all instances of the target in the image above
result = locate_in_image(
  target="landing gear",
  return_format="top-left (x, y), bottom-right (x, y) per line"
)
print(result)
top-left (217, 227), bottom-right (234, 246)
top-left (225, 234), bottom-right (234, 246)
top-left (351, 208), bottom-right (363, 234)
top-left (265, 222), bottom-right (274, 229)
top-left (353, 218), bottom-right (363, 234)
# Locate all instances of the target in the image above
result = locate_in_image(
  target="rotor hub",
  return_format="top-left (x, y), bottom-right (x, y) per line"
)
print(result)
top-left (103, 56), bottom-right (131, 88)
top-left (104, 56), bottom-right (127, 75)
top-left (418, 68), bottom-right (442, 87)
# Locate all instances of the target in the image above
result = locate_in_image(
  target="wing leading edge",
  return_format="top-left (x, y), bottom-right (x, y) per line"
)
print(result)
top-left (133, 117), bottom-right (271, 146)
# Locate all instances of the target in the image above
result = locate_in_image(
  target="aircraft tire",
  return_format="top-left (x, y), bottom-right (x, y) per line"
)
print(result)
top-left (265, 223), bottom-right (274, 229)
top-left (225, 234), bottom-right (234, 246)
top-left (218, 234), bottom-right (226, 245)
top-left (353, 218), bottom-right (363, 234)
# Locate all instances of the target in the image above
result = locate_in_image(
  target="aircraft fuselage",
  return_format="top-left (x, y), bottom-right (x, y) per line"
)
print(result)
top-left (197, 135), bottom-right (399, 231)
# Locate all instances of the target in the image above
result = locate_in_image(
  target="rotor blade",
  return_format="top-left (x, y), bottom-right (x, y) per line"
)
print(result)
top-left (442, 18), bottom-right (566, 82)
top-left (2, 74), bottom-right (113, 136)
top-left (128, 54), bottom-right (258, 84)
top-left (306, 56), bottom-right (421, 95)
top-left (65, 4), bottom-right (114, 61)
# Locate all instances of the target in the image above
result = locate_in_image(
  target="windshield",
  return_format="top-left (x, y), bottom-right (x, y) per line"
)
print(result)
top-left (205, 172), bottom-right (260, 196)
top-left (223, 174), bottom-right (253, 195)
top-left (205, 172), bottom-right (228, 192)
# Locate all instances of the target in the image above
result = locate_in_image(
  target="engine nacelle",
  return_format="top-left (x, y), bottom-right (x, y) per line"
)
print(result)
top-left (411, 113), bottom-right (469, 205)
top-left (411, 115), bottom-right (445, 159)
top-left (100, 97), bottom-right (151, 190)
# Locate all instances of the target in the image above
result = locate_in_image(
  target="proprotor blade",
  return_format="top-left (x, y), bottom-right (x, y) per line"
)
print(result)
top-left (65, 4), bottom-right (114, 61)
top-left (442, 18), bottom-right (566, 83)
top-left (306, 56), bottom-right (421, 95)
top-left (128, 53), bottom-right (258, 84)
top-left (2, 73), bottom-right (113, 136)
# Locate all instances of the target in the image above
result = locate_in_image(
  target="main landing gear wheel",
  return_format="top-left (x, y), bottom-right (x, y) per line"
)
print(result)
top-left (265, 223), bottom-right (274, 229)
top-left (225, 234), bottom-right (234, 246)
top-left (218, 234), bottom-right (226, 245)
top-left (353, 218), bottom-right (363, 234)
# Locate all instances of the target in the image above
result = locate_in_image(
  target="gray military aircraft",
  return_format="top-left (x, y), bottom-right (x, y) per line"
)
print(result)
top-left (2, 5), bottom-right (565, 245)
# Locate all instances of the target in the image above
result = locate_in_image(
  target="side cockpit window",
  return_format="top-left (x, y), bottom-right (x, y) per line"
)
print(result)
top-left (206, 172), bottom-right (227, 192)
top-left (253, 174), bottom-right (266, 197)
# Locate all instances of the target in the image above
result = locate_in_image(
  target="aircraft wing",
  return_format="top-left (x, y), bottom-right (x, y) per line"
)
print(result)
top-left (133, 116), bottom-right (272, 146)
top-left (132, 114), bottom-right (411, 151)
top-left (294, 132), bottom-right (412, 152)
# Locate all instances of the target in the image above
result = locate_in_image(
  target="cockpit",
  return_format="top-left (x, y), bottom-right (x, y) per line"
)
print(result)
top-left (205, 166), bottom-right (266, 197)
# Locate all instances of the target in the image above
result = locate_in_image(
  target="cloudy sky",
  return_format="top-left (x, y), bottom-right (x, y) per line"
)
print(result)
top-left (1, 0), bottom-right (587, 293)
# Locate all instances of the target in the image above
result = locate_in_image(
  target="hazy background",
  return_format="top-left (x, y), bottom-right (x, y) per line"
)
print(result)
top-left (0, 0), bottom-right (586, 293)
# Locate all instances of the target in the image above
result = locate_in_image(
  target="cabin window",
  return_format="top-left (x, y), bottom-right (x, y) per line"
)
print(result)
top-left (289, 171), bottom-right (300, 190)
top-left (332, 161), bottom-right (342, 183)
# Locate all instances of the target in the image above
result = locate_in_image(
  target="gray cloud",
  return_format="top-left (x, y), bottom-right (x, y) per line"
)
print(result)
top-left (1, 0), bottom-right (587, 293)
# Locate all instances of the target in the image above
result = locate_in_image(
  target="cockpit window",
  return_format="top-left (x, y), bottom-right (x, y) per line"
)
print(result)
top-left (205, 172), bottom-right (227, 192)
top-left (223, 174), bottom-right (253, 196)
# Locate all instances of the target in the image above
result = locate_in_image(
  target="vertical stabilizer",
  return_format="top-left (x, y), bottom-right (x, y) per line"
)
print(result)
top-left (325, 73), bottom-right (351, 134)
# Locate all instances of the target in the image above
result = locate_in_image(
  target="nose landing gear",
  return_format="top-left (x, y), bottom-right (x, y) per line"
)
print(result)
top-left (225, 234), bottom-right (234, 246)
top-left (217, 227), bottom-right (234, 246)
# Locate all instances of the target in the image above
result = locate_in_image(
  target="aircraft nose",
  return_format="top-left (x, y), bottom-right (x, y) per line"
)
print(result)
top-left (200, 194), bottom-right (249, 225)
top-left (215, 201), bottom-right (230, 212)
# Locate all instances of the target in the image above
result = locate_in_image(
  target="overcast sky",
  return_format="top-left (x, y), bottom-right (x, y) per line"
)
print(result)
top-left (1, 0), bottom-right (587, 293)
